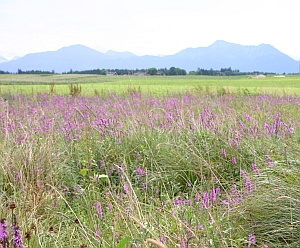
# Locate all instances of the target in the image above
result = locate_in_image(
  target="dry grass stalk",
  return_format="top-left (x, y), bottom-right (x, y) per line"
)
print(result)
top-left (145, 238), bottom-right (167, 248)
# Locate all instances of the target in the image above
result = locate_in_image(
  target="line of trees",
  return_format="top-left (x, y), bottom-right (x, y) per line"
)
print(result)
top-left (189, 67), bottom-right (276, 76)
top-left (147, 67), bottom-right (186, 75)
top-left (0, 70), bottom-right (11, 74)
top-left (1, 67), bottom-right (279, 76)
top-left (17, 69), bottom-right (55, 74)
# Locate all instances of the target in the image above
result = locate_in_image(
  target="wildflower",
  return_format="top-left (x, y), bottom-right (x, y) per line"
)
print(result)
top-left (96, 202), bottom-right (103, 219)
top-left (142, 182), bottom-right (147, 191)
top-left (107, 203), bottom-right (113, 212)
top-left (252, 163), bottom-right (260, 175)
top-left (124, 184), bottom-right (129, 194)
top-left (233, 139), bottom-right (239, 148)
top-left (95, 226), bottom-right (101, 241)
top-left (240, 169), bottom-right (246, 177)
top-left (161, 235), bottom-right (166, 244)
top-left (136, 167), bottom-right (146, 178)
top-left (202, 192), bottom-right (209, 209)
top-left (0, 218), bottom-right (9, 247)
top-left (247, 233), bottom-right (256, 247)
top-left (232, 156), bottom-right (237, 164)
top-left (12, 225), bottom-right (26, 248)
top-left (222, 148), bottom-right (226, 158)
top-left (125, 206), bottom-right (130, 217)
top-left (245, 177), bottom-right (253, 195)
top-left (174, 198), bottom-right (180, 206)
top-left (197, 224), bottom-right (204, 230)
top-left (210, 187), bottom-right (221, 202)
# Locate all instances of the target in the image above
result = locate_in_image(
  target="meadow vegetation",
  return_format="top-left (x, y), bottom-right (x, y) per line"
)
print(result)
top-left (1, 75), bottom-right (300, 247)
top-left (1, 74), bottom-right (300, 95)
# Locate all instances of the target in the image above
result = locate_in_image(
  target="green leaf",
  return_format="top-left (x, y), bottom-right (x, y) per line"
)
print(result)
top-left (115, 236), bottom-right (131, 248)
top-left (80, 168), bottom-right (88, 177)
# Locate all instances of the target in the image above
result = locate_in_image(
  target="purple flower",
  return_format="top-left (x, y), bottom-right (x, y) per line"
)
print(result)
top-left (210, 187), bottom-right (220, 202)
top-left (222, 148), bottom-right (227, 158)
top-left (197, 224), bottom-right (204, 230)
top-left (142, 182), bottom-right (147, 191)
top-left (125, 206), bottom-right (130, 216)
top-left (233, 139), bottom-right (239, 148)
top-left (161, 235), bottom-right (166, 244)
top-left (232, 156), bottom-right (237, 165)
top-left (174, 197), bottom-right (180, 206)
top-left (252, 163), bottom-right (260, 175)
top-left (245, 177), bottom-right (253, 195)
top-left (0, 218), bottom-right (9, 247)
top-left (12, 225), bottom-right (26, 248)
top-left (95, 226), bottom-right (101, 241)
top-left (202, 192), bottom-right (209, 209)
top-left (97, 202), bottom-right (103, 219)
top-left (248, 233), bottom-right (256, 247)
top-left (124, 184), bottom-right (129, 194)
top-left (136, 167), bottom-right (146, 178)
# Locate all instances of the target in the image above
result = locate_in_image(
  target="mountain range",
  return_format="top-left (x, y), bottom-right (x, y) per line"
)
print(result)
top-left (0, 40), bottom-right (299, 74)
top-left (0, 55), bottom-right (8, 64)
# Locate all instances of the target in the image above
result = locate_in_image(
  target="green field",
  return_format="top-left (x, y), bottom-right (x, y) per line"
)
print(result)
top-left (1, 74), bottom-right (300, 95)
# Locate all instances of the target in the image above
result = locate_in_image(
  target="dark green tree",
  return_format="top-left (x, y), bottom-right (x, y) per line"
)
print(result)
top-left (147, 68), bottom-right (158, 75)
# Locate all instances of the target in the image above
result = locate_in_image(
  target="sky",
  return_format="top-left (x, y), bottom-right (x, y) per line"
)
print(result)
top-left (1, 0), bottom-right (300, 60)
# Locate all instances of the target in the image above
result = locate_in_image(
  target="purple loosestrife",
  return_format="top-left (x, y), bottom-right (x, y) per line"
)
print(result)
top-left (202, 192), bottom-right (209, 209)
top-left (136, 167), bottom-right (146, 178)
top-left (233, 139), bottom-right (239, 148)
top-left (232, 156), bottom-right (237, 165)
top-left (222, 148), bottom-right (227, 158)
top-left (210, 187), bottom-right (221, 202)
top-left (95, 226), bottom-right (101, 241)
top-left (97, 202), bottom-right (103, 219)
top-left (161, 235), bottom-right (166, 244)
top-left (0, 218), bottom-right (9, 248)
top-left (245, 177), bottom-right (253, 195)
top-left (247, 233), bottom-right (256, 248)
top-left (124, 184), bottom-right (129, 194)
top-left (12, 225), bottom-right (26, 248)
top-left (252, 163), bottom-right (260, 175)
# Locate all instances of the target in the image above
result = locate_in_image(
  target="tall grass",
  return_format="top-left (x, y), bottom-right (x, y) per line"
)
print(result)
top-left (1, 92), bottom-right (300, 247)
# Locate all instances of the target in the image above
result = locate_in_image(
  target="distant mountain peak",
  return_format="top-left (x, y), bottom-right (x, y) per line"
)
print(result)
top-left (106, 50), bottom-right (136, 58)
top-left (210, 40), bottom-right (237, 46)
top-left (0, 55), bottom-right (8, 63)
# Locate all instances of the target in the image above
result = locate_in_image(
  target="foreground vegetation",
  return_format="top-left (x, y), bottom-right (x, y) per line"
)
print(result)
top-left (1, 87), bottom-right (300, 247)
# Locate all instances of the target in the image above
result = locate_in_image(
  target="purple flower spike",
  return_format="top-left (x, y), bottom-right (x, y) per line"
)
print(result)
top-left (124, 184), bottom-right (129, 194)
top-left (97, 202), bottom-right (103, 219)
top-left (12, 225), bottom-right (26, 248)
top-left (232, 156), bottom-right (237, 165)
top-left (252, 163), bottom-right (260, 175)
top-left (222, 148), bottom-right (227, 158)
top-left (0, 218), bottom-right (9, 247)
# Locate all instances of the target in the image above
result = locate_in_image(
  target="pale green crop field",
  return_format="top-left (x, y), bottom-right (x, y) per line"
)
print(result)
top-left (0, 74), bottom-right (300, 95)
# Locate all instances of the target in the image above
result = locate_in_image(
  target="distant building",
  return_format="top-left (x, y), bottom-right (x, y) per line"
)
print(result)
top-left (107, 72), bottom-right (117, 76)
top-left (255, 74), bottom-right (266, 78)
top-left (133, 72), bottom-right (146, 76)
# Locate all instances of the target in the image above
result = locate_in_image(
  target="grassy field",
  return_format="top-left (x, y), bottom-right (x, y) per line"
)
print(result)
top-left (1, 75), bottom-right (300, 247)
top-left (1, 74), bottom-right (300, 95)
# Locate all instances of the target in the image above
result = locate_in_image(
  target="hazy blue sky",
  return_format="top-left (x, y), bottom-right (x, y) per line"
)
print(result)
top-left (1, 0), bottom-right (299, 60)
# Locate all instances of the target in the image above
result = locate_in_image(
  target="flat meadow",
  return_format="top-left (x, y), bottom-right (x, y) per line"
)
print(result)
top-left (1, 74), bottom-right (300, 247)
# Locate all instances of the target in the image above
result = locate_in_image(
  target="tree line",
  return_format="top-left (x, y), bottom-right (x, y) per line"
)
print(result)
top-left (189, 67), bottom-right (276, 76)
top-left (0, 67), bottom-right (280, 75)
